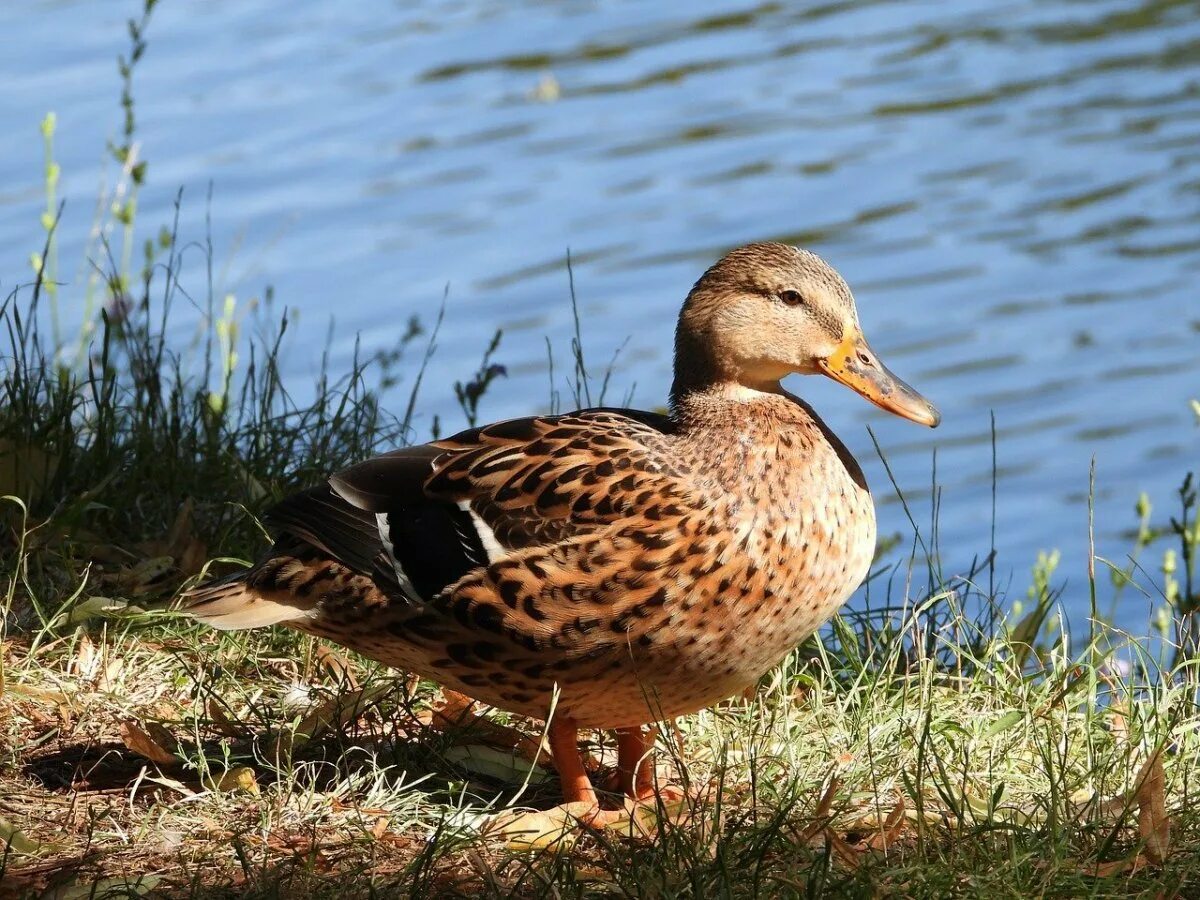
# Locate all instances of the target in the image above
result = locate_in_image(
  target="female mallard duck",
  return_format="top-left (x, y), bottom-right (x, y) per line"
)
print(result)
top-left (185, 242), bottom-right (938, 820)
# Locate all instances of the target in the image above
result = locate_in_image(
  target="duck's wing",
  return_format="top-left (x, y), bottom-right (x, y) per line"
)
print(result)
top-left (327, 409), bottom-right (682, 594)
top-left (184, 408), bottom-right (681, 628)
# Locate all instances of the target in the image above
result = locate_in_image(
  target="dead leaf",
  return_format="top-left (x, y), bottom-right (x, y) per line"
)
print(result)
top-left (865, 796), bottom-right (907, 851)
top-left (1135, 750), bottom-right (1170, 865)
top-left (144, 721), bottom-right (180, 754)
top-left (73, 634), bottom-right (97, 678)
top-left (119, 720), bottom-right (178, 766)
top-left (1108, 702), bottom-right (1129, 746)
top-left (316, 644), bottom-right (358, 688)
top-left (794, 775), bottom-right (841, 843)
top-left (599, 794), bottom-right (696, 841)
top-left (826, 829), bottom-right (862, 870)
top-left (206, 698), bottom-right (245, 737)
top-left (177, 537), bottom-right (208, 577)
top-left (63, 596), bottom-right (144, 626)
top-left (120, 556), bottom-right (175, 594)
top-left (1084, 854), bottom-right (1149, 878)
top-left (433, 688), bottom-right (478, 724)
top-left (166, 499), bottom-right (194, 551)
top-left (488, 804), bottom-right (586, 852)
top-left (441, 743), bottom-right (554, 785)
top-left (424, 691), bottom-right (544, 762)
top-left (45, 874), bottom-right (161, 898)
top-left (370, 817), bottom-right (389, 840)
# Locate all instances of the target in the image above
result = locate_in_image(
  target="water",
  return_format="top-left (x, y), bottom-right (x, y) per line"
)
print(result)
top-left (2, 0), bottom-right (1198, 630)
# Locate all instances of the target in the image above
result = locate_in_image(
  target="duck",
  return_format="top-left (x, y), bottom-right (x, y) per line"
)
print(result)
top-left (183, 241), bottom-right (939, 822)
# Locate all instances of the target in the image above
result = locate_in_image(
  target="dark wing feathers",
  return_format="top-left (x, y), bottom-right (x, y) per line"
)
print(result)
top-left (328, 444), bottom-right (439, 513)
top-left (264, 485), bottom-right (383, 576)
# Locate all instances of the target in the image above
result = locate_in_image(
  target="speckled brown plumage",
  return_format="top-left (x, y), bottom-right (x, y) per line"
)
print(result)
top-left (184, 242), bottom-right (939, 816)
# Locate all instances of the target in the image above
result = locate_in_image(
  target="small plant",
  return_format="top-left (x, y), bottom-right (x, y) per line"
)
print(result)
top-left (454, 329), bottom-right (506, 428)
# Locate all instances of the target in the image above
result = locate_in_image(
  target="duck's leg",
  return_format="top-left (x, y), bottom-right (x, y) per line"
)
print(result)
top-left (548, 715), bottom-right (600, 809)
top-left (615, 725), bottom-right (655, 799)
top-left (615, 724), bottom-right (690, 812)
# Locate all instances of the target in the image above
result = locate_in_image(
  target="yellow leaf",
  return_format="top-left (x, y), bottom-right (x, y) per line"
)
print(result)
top-left (205, 766), bottom-right (259, 795)
top-left (64, 596), bottom-right (141, 626)
top-left (488, 804), bottom-right (585, 852)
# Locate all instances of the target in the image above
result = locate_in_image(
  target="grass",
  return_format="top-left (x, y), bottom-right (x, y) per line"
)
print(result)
top-left (3, 4), bottom-right (1200, 896)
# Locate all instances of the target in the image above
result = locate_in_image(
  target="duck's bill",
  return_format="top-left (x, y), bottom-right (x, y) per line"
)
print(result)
top-left (818, 330), bottom-right (941, 428)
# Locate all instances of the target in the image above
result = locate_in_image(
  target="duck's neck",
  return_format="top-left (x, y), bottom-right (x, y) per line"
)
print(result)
top-left (670, 380), bottom-right (870, 499)
top-left (669, 380), bottom-right (808, 433)
top-left (669, 322), bottom-right (789, 409)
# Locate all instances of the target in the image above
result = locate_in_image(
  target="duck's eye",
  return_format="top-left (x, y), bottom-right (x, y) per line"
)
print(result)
top-left (779, 290), bottom-right (804, 307)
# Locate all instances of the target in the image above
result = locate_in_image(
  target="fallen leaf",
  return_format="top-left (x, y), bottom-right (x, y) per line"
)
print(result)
top-left (46, 875), bottom-right (161, 899)
top-left (433, 689), bottom-right (478, 724)
top-left (206, 697), bottom-right (245, 737)
top-left (488, 804), bottom-right (586, 852)
top-left (144, 721), bottom-right (180, 754)
top-left (1135, 750), bottom-right (1169, 865)
top-left (424, 692), bottom-right (545, 761)
top-left (63, 596), bottom-right (138, 626)
top-left (166, 499), bottom-right (195, 551)
top-left (115, 556), bottom-right (174, 595)
top-left (73, 634), bottom-right (97, 678)
top-left (865, 796), bottom-right (907, 851)
top-left (205, 766), bottom-right (260, 795)
top-left (442, 743), bottom-right (555, 784)
top-left (2, 683), bottom-right (69, 705)
top-left (826, 829), bottom-right (862, 870)
top-left (1107, 702), bottom-right (1129, 746)
top-left (316, 644), bottom-right (358, 688)
top-left (119, 720), bottom-right (178, 766)
top-left (794, 775), bottom-right (841, 843)
top-left (143, 774), bottom-right (198, 797)
top-left (598, 794), bottom-right (695, 841)
top-left (177, 537), bottom-right (208, 577)
top-left (1084, 854), bottom-right (1149, 878)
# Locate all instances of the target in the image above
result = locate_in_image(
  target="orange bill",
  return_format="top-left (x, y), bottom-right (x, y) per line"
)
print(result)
top-left (818, 328), bottom-right (941, 427)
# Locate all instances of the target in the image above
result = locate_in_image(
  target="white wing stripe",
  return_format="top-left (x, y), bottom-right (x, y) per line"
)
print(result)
top-left (375, 512), bottom-right (424, 603)
top-left (459, 501), bottom-right (506, 563)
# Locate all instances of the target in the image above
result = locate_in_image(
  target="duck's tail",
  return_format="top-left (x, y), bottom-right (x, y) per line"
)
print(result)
top-left (180, 559), bottom-right (319, 631)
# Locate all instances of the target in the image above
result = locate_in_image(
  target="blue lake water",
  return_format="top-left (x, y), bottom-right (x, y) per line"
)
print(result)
top-left (1, 0), bottom-right (1198, 631)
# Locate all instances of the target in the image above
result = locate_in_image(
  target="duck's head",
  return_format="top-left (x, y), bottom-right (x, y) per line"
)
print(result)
top-left (672, 242), bottom-right (940, 427)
